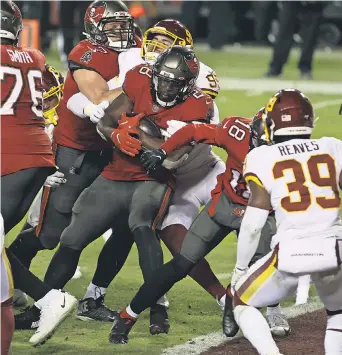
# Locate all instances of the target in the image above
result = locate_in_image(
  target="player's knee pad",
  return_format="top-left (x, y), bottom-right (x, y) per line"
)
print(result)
top-left (172, 253), bottom-right (195, 279)
top-left (325, 312), bottom-right (342, 354)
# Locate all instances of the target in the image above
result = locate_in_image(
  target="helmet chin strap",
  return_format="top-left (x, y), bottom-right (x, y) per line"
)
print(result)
top-left (155, 93), bottom-right (177, 108)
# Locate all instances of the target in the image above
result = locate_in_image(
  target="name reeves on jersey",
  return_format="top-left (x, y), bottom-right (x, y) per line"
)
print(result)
top-left (278, 141), bottom-right (319, 157)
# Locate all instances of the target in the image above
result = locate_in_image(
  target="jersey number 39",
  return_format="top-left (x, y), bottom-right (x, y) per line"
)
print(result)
top-left (273, 154), bottom-right (340, 212)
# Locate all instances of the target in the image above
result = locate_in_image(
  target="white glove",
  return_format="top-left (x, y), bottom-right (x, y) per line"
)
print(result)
top-left (84, 101), bottom-right (109, 124)
top-left (166, 120), bottom-right (188, 136)
top-left (231, 266), bottom-right (248, 293)
top-left (44, 171), bottom-right (66, 188)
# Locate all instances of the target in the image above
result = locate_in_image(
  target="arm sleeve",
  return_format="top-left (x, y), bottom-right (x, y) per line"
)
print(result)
top-left (161, 123), bottom-right (219, 154)
top-left (235, 206), bottom-right (269, 270)
top-left (210, 101), bottom-right (220, 124)
top-left (243, 147), bottom-right (267, 189)
top-left (67, 78), bottom-right (112, 118)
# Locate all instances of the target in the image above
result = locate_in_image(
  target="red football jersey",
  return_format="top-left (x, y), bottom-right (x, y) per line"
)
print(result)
top-left (102, 64), bottom-right (214, 183)
top-left (161, 116), bottom-right (251, 207)
top-left (1, 44), bottom-right (55, 176)
top-left (54, 40), bottom-right (120, 151)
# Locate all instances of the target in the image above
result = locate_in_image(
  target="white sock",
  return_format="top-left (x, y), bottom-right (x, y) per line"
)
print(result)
top-left (126, 304), bottom-right (139, 319)
top-left (234, 305), bottom-right (280, 355)
top-left (156, 295), bottom-right (169, 308)
top-left (325, 314), bottom-right (342, 355)
top-left (83, 283), bottom-right (107, 300)
top-left (266, 304), bottom-right (282, 316)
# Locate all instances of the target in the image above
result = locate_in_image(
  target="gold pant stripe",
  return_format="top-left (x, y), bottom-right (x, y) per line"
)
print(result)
top-left (240, 253), bottom-right (278, 304)
top-left (2, 248), bottom-right (14, 298)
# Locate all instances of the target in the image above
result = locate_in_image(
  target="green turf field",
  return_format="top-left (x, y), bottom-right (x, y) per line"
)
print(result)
top-left (7, 45), bottom-right (342, 355)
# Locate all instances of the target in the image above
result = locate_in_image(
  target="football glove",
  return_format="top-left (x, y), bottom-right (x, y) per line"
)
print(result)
top-left (231, 266), bottom-right (248, 293)
top-left (44, 171), bottom-right (66, 188)
top-left (140, 148), bottom-right (167, 173)
top-left (118, 112), bottom-right (145, 130)
top-left (85, 101), bottom-right (109, 124)
top-left (111, 127), bottom-right (142, 157)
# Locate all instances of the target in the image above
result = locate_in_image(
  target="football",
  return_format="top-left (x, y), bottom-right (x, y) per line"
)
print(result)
top-left (138, 116), bottom-right (162, 139)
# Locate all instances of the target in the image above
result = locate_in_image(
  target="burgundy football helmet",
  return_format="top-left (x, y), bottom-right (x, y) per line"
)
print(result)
top-left (142, 19), bottom-right (193, 63)
top-left (263, 89), bottom-right (314, 143)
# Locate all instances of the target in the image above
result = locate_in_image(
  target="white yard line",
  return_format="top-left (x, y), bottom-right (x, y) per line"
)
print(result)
top-left (195, 44), bottom-right (342, 60)
top-left (313, 99), bottom-right (342, 109)
top-left (162, 297), bottom-right (323, 355)
top-left (218, 77), bottom-right (342, 95)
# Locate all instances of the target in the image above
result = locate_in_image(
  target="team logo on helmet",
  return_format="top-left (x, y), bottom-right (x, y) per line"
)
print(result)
top-left (11, 2), bottom-right (22, 22)
top-left (184, 53), bottom-right (199, 75)
top-left (84, 2), bottom-right (106, 24)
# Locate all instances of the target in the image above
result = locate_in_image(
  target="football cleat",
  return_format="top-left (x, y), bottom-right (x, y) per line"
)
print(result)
top-left (222, 287), bottom-right (239, 337)
top-left (29, 290), bottom-right (77, 347)
top-left (76, 296), bottom-right (117, 322)
top-left (266, 313), bottom-right (291, 337)
top-left (15, 305), bottom-right (40, 330)
top-left (109, 311), bottom-right (136, 344)
top-left (149, 304), bottom-right (170, 335)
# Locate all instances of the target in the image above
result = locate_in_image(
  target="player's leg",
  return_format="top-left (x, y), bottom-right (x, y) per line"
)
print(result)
top-left (110, 201), bottom-right (232, 344)
top-left (77, 223), bottom-right (134, 322)
top-left (1, 249), bottom-right (14, 355)
top-left (161, 224), bottom-right (226, 304)
top-left (232, 249), bottom-right (298, 355)
top-left (44, 176), bottom-right (128, 290)
top-left (8, 247), bottom-right (77, 341)
top-left (8, 146), bottom-right (111, 269)
top-left (311, 245), bottom-right (342, 355)
top-left (247, 214), bottom-right (291, 337)
top-left (160, 161), bottom-right (227, 305)
top-left (128, 180), bottom-right (172, 335)
top-left (1, 167), bottom-right (54, 233)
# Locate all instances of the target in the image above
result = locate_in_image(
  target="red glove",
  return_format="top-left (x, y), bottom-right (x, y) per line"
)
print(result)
top-left (110, 127), bottom-right (142, 157)
top-left (118, 112), bottom-right (145, 130)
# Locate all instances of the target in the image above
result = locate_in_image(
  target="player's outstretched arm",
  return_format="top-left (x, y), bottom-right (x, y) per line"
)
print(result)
top-left (73, 69), bottom-right (123, 105)
top-left (97, 93), bottom-right (133, 141)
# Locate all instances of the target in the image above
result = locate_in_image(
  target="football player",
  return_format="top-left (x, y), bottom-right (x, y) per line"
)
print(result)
top-left (0, 1), bottom-right (77, 346)
top-left (12, 65), bottom-right (75, 310)
top-left (8, 0), bottom-right (134, 317)
top-left (41, 46), bottom-right (214, 336)
top-left (107, 102), bottom-right (293, 343)
top-left (230, 89), bottom-right (342, 355)
top-left (69, 19), bottom-right (228, 323)
top-left (1, 214), bottom-right (14, 355)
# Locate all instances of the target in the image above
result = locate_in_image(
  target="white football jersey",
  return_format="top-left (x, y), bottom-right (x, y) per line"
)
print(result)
top-left (244, 137), bottom-right (342, 244)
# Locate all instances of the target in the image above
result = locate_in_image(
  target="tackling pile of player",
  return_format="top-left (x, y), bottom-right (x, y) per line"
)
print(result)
top-left (1, 1), bottom-right (341, 355)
